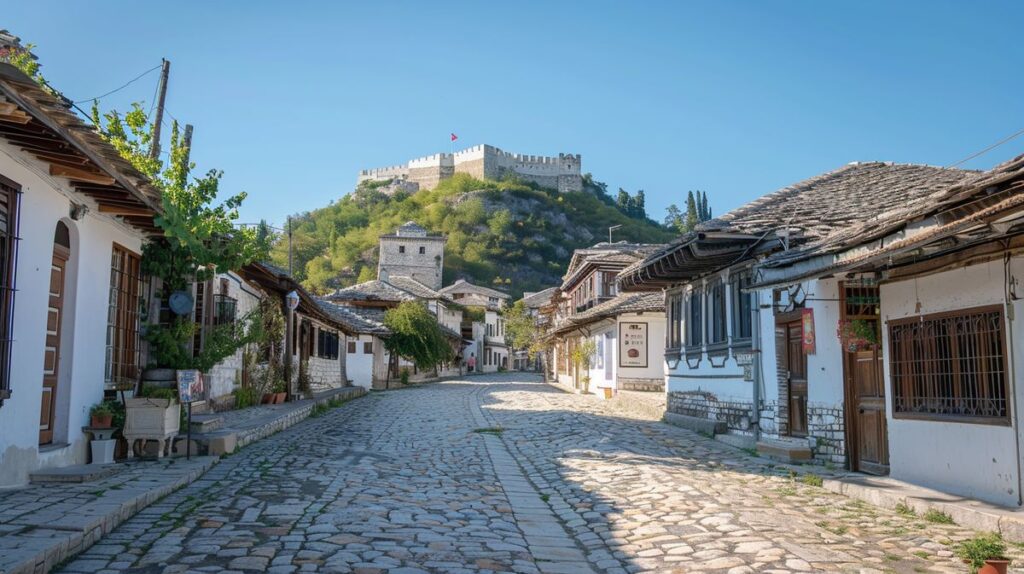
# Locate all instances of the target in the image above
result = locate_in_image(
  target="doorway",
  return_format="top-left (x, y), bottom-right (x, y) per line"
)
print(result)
top-left (841, 282), bottom-right (889, 475)
top-left (40, 222), bottom-right (70, 445)
top-left (780, 318), bottom-right (808, 437)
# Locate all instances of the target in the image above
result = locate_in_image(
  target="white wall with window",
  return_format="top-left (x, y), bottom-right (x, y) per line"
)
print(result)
top-left (880, 257), bottom-right (1024, 506)
top-left (346, 333), bottom-right (377, 390)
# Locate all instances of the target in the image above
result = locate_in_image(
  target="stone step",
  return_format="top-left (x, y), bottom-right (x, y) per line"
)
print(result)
top-left (173, 430), bottom-right (238, 457)
top-left (29, 464), bottom-right (118, 484)
top-left (188, 413), bottom-right (224, 432)
top-left (757, 438), bottom-right (813, 463)
top-left (663, 411), bottom-right (728, 435)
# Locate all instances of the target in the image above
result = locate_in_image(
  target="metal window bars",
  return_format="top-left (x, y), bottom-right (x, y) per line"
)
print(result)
top-left (0, 180), bottom-right (21, 406)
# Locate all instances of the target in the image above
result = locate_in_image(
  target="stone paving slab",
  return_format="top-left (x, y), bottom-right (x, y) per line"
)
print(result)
top-left (0, 386), bottom-right (366, 574)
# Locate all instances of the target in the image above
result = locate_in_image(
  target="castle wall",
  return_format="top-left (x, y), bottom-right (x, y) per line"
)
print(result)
top-left (360, 145), bottom-right (582, 192)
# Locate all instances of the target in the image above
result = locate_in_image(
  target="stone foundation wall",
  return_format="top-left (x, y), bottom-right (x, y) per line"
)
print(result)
top-left (305, 356), bottom-right (343, 392)
top-left (667, 390), bottom-right (756, 434)
top-left (618, 377), bottom-right (664, 392)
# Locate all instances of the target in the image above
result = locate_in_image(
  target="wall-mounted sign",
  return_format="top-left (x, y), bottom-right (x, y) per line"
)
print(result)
top-left (619, 322), bottom-right (648, 368)
top-left (801, 308), bottom-right (816, 354)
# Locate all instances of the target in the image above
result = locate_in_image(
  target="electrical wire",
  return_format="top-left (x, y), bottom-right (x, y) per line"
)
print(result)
top-left (947, 126), bottom-right (1024, 169)
top-left (73, 62), bottom-right (162, 103)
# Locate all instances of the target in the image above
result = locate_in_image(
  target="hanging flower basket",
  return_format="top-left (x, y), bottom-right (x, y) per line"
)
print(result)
top-left (837, 319), bottom-right (879, 352)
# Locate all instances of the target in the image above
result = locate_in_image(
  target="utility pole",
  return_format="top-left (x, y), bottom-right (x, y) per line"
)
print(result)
top-left (608, 224), bottom-right (623, 244)
top-left (149, 58), bottom-right (170, 160)
top-left (287, 215), bottom-right (293, 276)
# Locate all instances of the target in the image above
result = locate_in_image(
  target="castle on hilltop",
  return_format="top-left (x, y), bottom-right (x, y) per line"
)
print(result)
top-left (358, 144), bottom-right (582, 193)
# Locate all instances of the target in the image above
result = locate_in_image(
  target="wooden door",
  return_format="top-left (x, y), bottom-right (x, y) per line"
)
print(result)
top-left (40, 241), bottom-right (69, 444)
top-left (785, 320), bottom-right (808, 437)
top-left (851, 347), bottom-right (889, 474)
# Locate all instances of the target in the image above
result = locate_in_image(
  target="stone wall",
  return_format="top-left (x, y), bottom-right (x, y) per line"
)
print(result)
top-left (667, 390), bottom-right (756, 435)
top-left (378, 236), bottom-right (446, 290)
top-left (306, 355), bottom-right (343, 392)
top-left (618, 377), bottom-right (664, 392)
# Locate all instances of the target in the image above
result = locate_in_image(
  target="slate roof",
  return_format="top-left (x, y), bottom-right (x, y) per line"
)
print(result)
top-left (618, 162), bottom-right (974, 290)
top-left (519, 287), bottom-right (557, 309)
top-left (317, 301), bottom-right (390, 336)
top-left (439, 279), bottom-right (511, 300)
top-left (548, 292), bottom-right (664, 336)
top-left (450, 293), bottom-right (501, 311)
top-left (325, 279), bottom-right (418, 303)
top-left (561, 242), bottom-right (663, 288)
top-left (755, 153), bottom-right (1024, 286)
top-left (387, 276), bottom-right (442, 300)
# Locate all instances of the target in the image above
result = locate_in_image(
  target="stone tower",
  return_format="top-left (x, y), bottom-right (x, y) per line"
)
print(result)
top-left (377, 222), bottom-right (446, 289)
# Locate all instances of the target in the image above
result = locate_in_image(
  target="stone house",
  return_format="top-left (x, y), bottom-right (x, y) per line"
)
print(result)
top-left (618, 162), bottom-right (973, 472)
top-left (0, 61), bottom-right (166, 486)
top-left (377, 221), bottom-right (445, 290)
top-left (751, 154), bottom-right (1024, 507)
top-left (548, 242), bottom-right (667, 395)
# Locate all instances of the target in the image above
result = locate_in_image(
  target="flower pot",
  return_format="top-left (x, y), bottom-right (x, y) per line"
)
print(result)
top-left (90, 414), bottom-right (113, 428)
top-left (275, 392), bottom-right (287, 404)
top-left (979, 559), bottom-right (1010, 574)
top-left (123, 397), bottom-right (180, 459)
top-left (602, 387), bottom-right (613, 400)
top-left (261, 393), bottom-right (275, 404)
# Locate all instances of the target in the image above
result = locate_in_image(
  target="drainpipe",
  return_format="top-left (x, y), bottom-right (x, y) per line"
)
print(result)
top-left (1003, 250), bottom-right (1023, 506)
top-left (750, 291), bottom-right (763, 442)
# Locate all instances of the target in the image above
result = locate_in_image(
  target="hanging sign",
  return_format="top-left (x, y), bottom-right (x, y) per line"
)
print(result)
top-left (801, 308), bottom-right (816, 354)
top-left (619, 322), bottom-right (648, 368)
top-left (176, 369), bottom-right (204, 403)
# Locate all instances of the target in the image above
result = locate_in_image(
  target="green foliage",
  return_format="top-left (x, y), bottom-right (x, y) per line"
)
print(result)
top-left (923, 509), bottom-right (954, 524)
top-left (503, 300), bottom-right (547, 359)
top-left (383, 301), bottom-right (454, 370)
top-left (271, 174), bottom-right (676, 296)
top-left (571, 338), bottom-right (598, 370)
top-left (0, 43), bottom-right (42, 84)
top-left (142, 307), bottom-right (265, 372)
top-left (956, 532), bottom-right (1007, 573)
top-left (800, 473), bottom-right (824, 487)
top-left (666, 191), bottom-right (713, 233)
top-left (399, 367), bottom-right (410, 385)
top-left (89, 402), bottom-right (114, 417)
top-left (140, 387), bottom-right (178, 401)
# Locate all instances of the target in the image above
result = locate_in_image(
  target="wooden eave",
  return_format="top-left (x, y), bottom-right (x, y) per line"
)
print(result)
top-left (0, 64), bottom-right (162, 234)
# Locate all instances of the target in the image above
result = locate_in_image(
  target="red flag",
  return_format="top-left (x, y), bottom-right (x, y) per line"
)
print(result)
top-left (450, 133), bottom-right (458, 142)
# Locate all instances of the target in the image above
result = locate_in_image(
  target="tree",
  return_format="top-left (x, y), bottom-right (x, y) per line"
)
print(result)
top-left (684, 191), bottom-right (699, 232)
top-left (90, 101), bottom-right (269, 370)
top-left (383, 301), bottom-right (454, 371)
top-left (616, 188), bottom-right (631, 211)
top-left (503, 300), bottom-right (538, 356)
top-left (664, 203), bottom-right (683, 231)
top-left (632, 190), bottom-right (646, 219)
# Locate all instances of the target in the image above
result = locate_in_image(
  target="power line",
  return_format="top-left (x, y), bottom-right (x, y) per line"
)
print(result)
top-left (947, 126), bottom-right (1024, 169)
top-left (73, 62), bottom-right (163, 103)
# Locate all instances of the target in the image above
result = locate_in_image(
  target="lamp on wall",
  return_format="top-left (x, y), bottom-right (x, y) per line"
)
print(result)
top-left (285, 290), bottom-right (300, 311)
top-left (69, 203), bottom-right (88, 221)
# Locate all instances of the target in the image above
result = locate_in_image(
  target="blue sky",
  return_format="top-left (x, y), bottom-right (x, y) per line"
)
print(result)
top-left (6, 1), bottom-right (1024, 229)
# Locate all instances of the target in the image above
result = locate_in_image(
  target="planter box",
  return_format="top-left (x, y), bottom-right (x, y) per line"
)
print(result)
top-left (124, 398), bottom-right (180, 459)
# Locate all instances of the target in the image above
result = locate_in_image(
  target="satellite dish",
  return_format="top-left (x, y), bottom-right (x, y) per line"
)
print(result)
top-left (169, 290), bottom-right (195, 315)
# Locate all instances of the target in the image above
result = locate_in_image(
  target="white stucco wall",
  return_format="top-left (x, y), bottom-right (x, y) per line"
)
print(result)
top-left (0, 144), bottom-right (146, 487)
top-left (204, 272), bottom-right (263, 402)
top-left (881, 258), bottom-right (1024, 506)
top-left (347, 334), bottom-right (376, 389)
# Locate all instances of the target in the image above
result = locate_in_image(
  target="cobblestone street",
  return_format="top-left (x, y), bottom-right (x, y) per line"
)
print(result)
top-left (56, 375), bottom-right (1019, 574)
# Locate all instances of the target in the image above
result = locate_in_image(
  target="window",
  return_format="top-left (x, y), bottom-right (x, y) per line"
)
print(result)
top-left (347, 341), bottom-right (356, 354)
top-left (601, 272), bottom-right (617, 298)
top-left (106, 245), bottom-right (143, 387)
top-left (317, 329), bottom-right (339, 360)
top-left (708, 279), bottom-right (727, 346)
top-left (363, 341), bottom-right (373, 354)
top-left (685, 289), bottom-right (703, 349)
top-left (730, 272), bottom-right (753, 344)
top-left (667, 292), bottom-right (683, 349)
top-left (0, 177), bottom-right (19, 404)
top-left (398, 245), bottom-right (405, 253)
top-left (889, 306), bottom-right (1009, 424)
top-left (419, 246), bottom-right (425, 254)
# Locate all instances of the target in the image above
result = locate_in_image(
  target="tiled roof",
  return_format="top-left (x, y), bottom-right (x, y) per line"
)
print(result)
top-left (326, 280), bottom-right (418, 303)
top-left (439, 279), bottom-right (510, 300)
top-left (755, 153), bottom-right (1024, 286)
top-left (450, 293), bottom-right (501, 310)
top-left (562, 242), bottom-right (664, 290)
top-left (619, 162), bottom-right (974, 290)
top-left (317, 301), bottom-right (390, 336)
top-left (387, 275), bottom-right (442, 300)
top-left (519, 287), bottom-right (557, 309)
top-left (548, 292), bottom-right (663, 336)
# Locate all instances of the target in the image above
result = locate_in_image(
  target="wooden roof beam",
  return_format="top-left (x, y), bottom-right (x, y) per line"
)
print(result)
top-left (97, 205), bottom-right (155, 217)
top-left (49, 163), bottom-right (116, 186)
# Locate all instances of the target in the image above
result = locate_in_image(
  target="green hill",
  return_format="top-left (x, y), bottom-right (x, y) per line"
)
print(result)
top-left (270, 173), bottom-right (676, 298)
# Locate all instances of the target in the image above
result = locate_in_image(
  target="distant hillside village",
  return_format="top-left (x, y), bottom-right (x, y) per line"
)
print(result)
top-left (358, 144), bottom-right (583, 193)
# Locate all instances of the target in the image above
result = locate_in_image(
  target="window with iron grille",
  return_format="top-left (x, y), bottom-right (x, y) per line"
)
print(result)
top-left (0, 177), bottom-right (20, 405)
top-left (707, 279), bottom-right (727, 345)
top-left (730, 271), bottom-right (753, 345)
top-left (684, 289), bottom-right (702, 350)
top-left (666, 292), bottom-right (682, 349)
top-left (363, 341), bottom-right (373, 354)
top-left (106, 244), bottom-right (143, 388)
top-left (889, 306), bottom-right (1009, 424)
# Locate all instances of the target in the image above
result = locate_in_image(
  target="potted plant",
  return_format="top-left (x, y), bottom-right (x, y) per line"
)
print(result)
top-left (89, 402), bottom-right (114, 428)
top-left (956, 532), bottom-right (1010, 574)
top-left (836, 319), bottom-right (879, 352)
top-left (602, 387), bottom-right (614, 400)
top-left (273, 379), bottom-right (287, 404)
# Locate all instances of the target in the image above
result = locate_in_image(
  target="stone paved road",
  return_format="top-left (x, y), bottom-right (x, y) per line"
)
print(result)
top-left (58, 375), bottom-right (1021, 574)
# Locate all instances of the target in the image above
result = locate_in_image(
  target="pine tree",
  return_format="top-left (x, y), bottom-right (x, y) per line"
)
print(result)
top-left (664, 204), bottom-right (684, 231)
top-left (684, 191), bottom-right (699, 231)
top-left (633, 190), bottom-right (646, 219)
top-left (616, 188), bottom-right (630, 211)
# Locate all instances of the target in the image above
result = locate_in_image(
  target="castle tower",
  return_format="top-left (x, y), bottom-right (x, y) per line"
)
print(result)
top-left (377, 222), bottom-right (446, 289)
